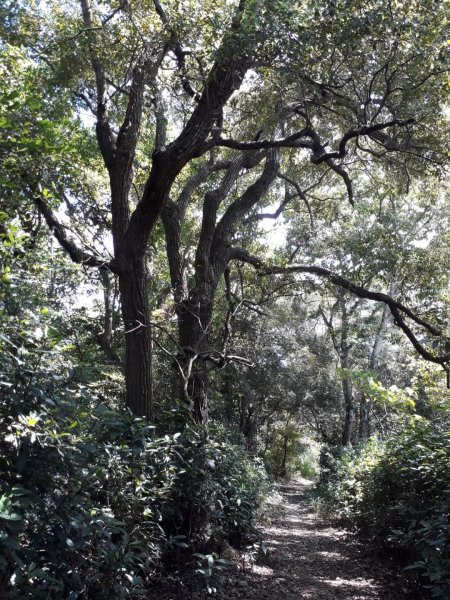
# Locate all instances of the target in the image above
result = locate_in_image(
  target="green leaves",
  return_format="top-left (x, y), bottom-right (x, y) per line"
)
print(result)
top-left (316, 418), bottom-right (450, 599)
top-left (0, 496), bottom-right (21, 522)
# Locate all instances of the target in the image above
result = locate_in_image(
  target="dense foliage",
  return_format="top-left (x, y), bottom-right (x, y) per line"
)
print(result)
top-left (1, 0), bottom-right (449, 598)
top-left (315, 413), bottom-right (450, 598)
top-left (0, 346), bottom-right (268, 599)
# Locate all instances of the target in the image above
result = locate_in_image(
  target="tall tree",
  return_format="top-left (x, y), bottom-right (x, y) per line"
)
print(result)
top-left (13, 0), bottom-right (448, 422)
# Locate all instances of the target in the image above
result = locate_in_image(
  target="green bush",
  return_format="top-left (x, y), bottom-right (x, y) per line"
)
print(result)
top-left (0, 404), bottom-right (269, 598)
top-left (0, 316), bottom-right (270, 598)
top-left (0, 399), bottom-right (183, 599)
top-left (166, 424), bottom-right (270, 546)
top-left (315, 420), bottom-right (450, 599)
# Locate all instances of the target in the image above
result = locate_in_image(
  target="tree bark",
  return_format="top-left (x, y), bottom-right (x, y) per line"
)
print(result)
top-left (95, 270), bottom-right (121, 364)
top-left (177, 289), bottom-right (216, 425)
top-left (359, 300), bottom-right (390, 439)
top-left (118, 254), bottom-right (153, 420)
top-left (222, 368), bottom-right (234, 426)
top-left (339, 294), bottom-right (355, 446)
top-left (342, 397), bottom-right (355, 446)
top-left (359, 394), bottom-right (370, 440)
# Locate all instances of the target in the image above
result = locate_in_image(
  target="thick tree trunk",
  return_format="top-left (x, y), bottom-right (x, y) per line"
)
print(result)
top-left (118, 255), bottom-right (153, 420)
top-left (178, 295), bottom-right (215, 425)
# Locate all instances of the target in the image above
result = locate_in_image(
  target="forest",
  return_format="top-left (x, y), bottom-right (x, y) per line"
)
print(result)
top-left (0, 0), bottom-right (449, 598)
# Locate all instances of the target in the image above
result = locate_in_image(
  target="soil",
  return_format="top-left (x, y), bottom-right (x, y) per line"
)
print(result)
top-left (155, 479), bottom-right (416, 600)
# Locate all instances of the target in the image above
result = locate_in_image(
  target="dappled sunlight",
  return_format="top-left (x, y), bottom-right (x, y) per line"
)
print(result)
top-left (205, 480), bottom-right (410, 600)
top-left (321, 577), bottom-right (378, 589)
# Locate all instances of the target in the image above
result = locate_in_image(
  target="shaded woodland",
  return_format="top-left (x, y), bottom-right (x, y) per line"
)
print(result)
top-left (0, 0), bottom-right (449, 598)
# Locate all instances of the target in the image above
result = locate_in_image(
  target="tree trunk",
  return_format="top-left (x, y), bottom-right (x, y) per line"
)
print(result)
top-left (339, 294), bottom-right (354, 446)
top-left (359, 394), bottom-right (370, 440)
top-left (341, 377), bottom-right (355, 445)
top-left (118, 254), bottom-right (153, 420)
top-left (177, 295), bottom-right (215, 425)
top-left (245, 404), bottom-right (258, 455)
top-left (280, 433), bottom-right (288, 478)
top-left (222, 368), bottom-right (234, 426)
top-left (359, 299), bottom-right (390, 439)
top-left (96, 270), bottom-right (121, 364)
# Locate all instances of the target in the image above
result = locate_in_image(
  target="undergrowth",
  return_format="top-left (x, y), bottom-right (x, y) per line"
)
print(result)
top-left (314, 420), bottom-right (450, 599)
top-left (0, 321), bottom-right (269, 599)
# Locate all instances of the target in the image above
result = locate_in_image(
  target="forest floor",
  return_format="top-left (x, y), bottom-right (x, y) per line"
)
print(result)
top-left (182, 479), bottom-right (415, 600)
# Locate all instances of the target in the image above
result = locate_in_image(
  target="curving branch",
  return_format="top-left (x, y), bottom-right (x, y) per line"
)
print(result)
top-left (213, 117), bottom-right (415, 204)
top-left (311, 118), bottom-right (415, 164)
top-left (228, 247), bottom-right (263, 268)
top-left (34, 194), bottom-right (112, 271)
top-left (214, 119), bottom-right (414, 155)
top-left (261, 264), bottom-right (450, 374)
top-left (152, 0), bottom-right (200, 100)
top-left (278, 172), bottom-right (317, 228)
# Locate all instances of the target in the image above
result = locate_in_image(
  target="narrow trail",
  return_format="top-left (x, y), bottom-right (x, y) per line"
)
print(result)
top-left (205, 479), bottom-right (412, 600)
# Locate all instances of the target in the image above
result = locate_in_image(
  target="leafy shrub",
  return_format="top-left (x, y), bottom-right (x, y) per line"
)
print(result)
top-left (315, 420), bottom-right (450, 599)
top-left (166, 424), bottom-right (270, 546)
top-left (0, 328), bottom-right (270, 598)
top-left (0, 397), bottom-right (183, 598)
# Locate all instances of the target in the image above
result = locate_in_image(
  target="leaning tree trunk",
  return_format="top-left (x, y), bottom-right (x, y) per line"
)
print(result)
top-left (118, 254), bottom-right (153, 421)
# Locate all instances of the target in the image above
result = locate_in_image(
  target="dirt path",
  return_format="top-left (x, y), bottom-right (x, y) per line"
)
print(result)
top-left (206, 479), bottom-right (412, 600)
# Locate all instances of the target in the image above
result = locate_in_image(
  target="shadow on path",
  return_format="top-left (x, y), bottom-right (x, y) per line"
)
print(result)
top-left (196, 479), bottom-right (413, 600)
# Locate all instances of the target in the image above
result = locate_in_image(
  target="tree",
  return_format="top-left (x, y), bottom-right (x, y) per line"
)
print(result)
top-left (12, 0), bottom-right (448, 422)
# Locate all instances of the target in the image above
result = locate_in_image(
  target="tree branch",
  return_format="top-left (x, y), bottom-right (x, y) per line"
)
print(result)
top-left (152, 0), bottom-right (201, 100)
top-left (79, 0), bottom-right (115, 169)
top-left (261, 264), bottom-right (450, 372)
top-left (125, 0), bottom-right (257, 254)
top-left (34, 194), bottom-right (111, 271)
top-left (228, 247), bottom-right (263, 268)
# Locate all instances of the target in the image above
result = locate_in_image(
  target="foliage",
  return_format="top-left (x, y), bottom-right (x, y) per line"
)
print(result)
top-left (0, 398), bottom-right (177, 597)
top-left (0, 261), bottom-right (269, 599)
top-left (265, 422), bottom-right (320, 479)
top-left (0, 388), bottom-right (268, 599)
top-left (166, 425), bottom-right (270, 546)
top-left (1, 0), bottom-right (450, 596)
top-left (315, 418), bottom-right (450, 598)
